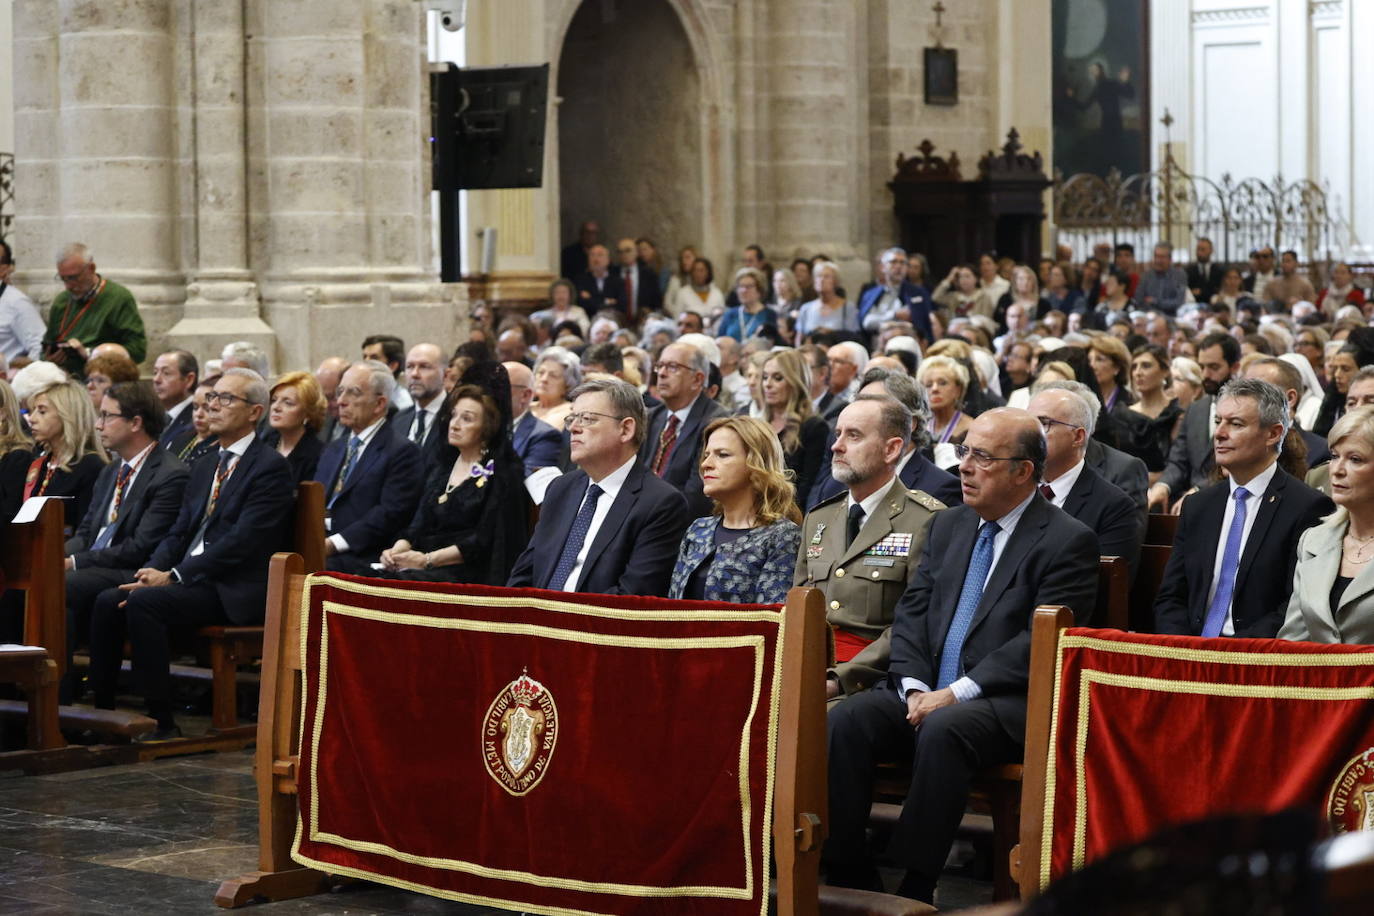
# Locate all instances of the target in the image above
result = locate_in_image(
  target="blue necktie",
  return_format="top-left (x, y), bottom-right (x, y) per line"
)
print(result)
top-left (1202, 486), bottom-right (1251, 637)
top-left (330, 435), bottom-right (362, 506)
top-left (547, 484), bottom-right (603, 591)
top-left (937, 521), bottom-right (1000, 689)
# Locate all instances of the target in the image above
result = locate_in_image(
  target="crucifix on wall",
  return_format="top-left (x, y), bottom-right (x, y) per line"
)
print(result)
top-left (924, 2), bottom-right (958, 106)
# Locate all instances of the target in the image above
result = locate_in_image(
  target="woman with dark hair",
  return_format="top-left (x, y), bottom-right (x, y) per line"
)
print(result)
top-left (1315, 329), bottom-right (1374, 437)
top-left (372, 367), bottom-right (529, 584)
top-left (672, 256), bottom-right (724, 317)
top-left (717, 267), bottom-right (778, 341)
top-left (1077, 257), bottom-right (1103, 309)
top-left (1128, 344), bottom-right (1183, 476)
top-left (636, 237), bottom-right (671, 293)
top-left (530, 278), bottom-right (589, 337)
top-left (669, 417), bottom-right (802, 604)
top-left (176, 377), bottom-right (222, 468)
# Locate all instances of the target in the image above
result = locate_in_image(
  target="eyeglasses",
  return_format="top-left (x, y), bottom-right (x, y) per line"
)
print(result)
top-left (1036, 416), bottom-right (1082, 433)
top-left (204, 391), bottom-right (252, 407)
top-left (953, 443), bottom-right (1030, 470)
top-left (337, 386), bottom-right (374, 400)
top-left (655, 360), bottom-right (697, 376)
top-left (96, 411), bottom-right (130, 423)
top-left (563, 411), bottom-right (626, 430)
top-left (55, 271), bottom-right (86, 283)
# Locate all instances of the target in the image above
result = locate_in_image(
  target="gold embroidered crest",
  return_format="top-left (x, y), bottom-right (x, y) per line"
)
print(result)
top-left (482, 670), bottom-right (559, 796)
top-left (1328, 747), bottom-right (1374, 834)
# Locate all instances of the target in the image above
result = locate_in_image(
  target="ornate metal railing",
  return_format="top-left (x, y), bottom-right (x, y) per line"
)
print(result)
top-left (1053, 112), bottom-right (1356, 270)
top-left (0, 153), bottom-right (13, 241)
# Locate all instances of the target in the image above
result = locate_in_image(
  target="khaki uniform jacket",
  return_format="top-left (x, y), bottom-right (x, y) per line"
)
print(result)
top-left (794, 476), bottom-right (944, 695)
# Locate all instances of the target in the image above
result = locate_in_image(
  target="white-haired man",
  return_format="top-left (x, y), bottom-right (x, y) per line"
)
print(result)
top-left (42, 242), bottom-right (146, 376)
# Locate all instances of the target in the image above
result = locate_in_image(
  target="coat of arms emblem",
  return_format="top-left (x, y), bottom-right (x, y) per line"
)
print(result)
top-left (482, 670), bottom-right (559, 796)
top-left (1328, 747), bottom-right (1374, 834)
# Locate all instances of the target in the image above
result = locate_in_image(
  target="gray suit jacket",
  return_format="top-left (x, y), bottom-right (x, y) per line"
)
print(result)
top-left (1159, 395), bottom-right (1215, 496)
top-left (1279, 519), bottom-right (1374, 644)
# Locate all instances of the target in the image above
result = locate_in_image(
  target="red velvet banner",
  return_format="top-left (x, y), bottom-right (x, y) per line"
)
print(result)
top-left (1041, 628), bottom-right (1374, 891)
top-left (290, 572), bottom-right (786, 916)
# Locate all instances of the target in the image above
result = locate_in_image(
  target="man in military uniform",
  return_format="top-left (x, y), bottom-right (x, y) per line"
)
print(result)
top-left (795, 394), bottom-right (945, 699)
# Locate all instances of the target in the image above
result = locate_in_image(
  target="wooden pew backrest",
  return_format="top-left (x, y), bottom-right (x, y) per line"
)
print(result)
top-left (1096, 556), bottom-right (1130, 632)
top-left (1, 500), bottom-right (67, 677)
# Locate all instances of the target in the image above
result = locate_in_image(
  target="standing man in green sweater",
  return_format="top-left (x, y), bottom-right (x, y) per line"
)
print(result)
top-left (42, 242), bottom-right (147, 377)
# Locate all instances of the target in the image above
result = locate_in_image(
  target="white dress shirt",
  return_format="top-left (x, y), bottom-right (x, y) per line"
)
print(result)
top-left (846, 475), bottom-right (899, 527)
top-left (0, 282), bottom-right (44, 361)
top-left (1205, 459), bottom-right (1279, 636)
top-left (164, 396), bottom-right (194, 428)
top-left (1041, 459), bottom-right (1086, 507)
top-left (184, 431), bottom-right (256, 562)
top-left (901, 488), bottom-right (1037, 704)
top-left (560, 455), bottom-right (637, 593)
top-left (74, 442), bottom-right (156, 569)
top-left (408, 397), bottom-right (442, 445)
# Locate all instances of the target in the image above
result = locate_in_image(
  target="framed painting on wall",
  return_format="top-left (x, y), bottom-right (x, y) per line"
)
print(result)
top-left (1051, 0), bottom-right (1150, 178)
top-left (924, 47), bottom-right (958, 106)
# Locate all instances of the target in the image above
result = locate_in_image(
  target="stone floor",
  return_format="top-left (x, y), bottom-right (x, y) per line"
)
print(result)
top-left (0, 750), bottom-right (994, 914)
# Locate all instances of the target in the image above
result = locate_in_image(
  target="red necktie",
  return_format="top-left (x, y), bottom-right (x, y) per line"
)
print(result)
top-left (1039, 484), bottom-right (1055, 502)
top-left (653, 415), bottom-right (680, 476)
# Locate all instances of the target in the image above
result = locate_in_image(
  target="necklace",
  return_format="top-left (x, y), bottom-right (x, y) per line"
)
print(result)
top-left (1344, 532), bottom-right (1374, 563)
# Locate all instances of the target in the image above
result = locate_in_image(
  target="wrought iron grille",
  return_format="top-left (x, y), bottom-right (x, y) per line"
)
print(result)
top-left (0, 153), bottom-right (12, 242)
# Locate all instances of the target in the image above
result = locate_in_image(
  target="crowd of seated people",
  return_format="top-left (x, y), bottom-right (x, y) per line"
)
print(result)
top-left (2, 228), bottom-right (1373, 904)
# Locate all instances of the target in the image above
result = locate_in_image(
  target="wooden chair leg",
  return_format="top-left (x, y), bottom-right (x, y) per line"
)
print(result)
top-left (209, 642), bottom-right (238, 731)
top-left (989, 783), bottom-right (1021, 901)
top-left (22, 658), bottom-right (64, 751)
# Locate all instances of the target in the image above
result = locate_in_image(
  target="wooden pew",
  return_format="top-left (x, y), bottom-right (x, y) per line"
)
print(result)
top-left (1096, 556), bottom-right (1130, 632)
top-left (217, 561), bottom-right (927, 914)
top-left (192, 481), bottom-right (326, 734)
top-left (1, 499), bottom-right (66, 678)
top-left (0, 650), bottom-right (61, 753)
top-left (1129, 543), bottom-right (1171, 633)
top-left (1145, 513), bottom-right (1178, 546)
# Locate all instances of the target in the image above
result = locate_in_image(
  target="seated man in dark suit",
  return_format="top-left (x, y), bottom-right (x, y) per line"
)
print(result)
top-left (505, 361), bottom-right (561, 475)
top-left (392, 343), bottom-right (448, 468)
top-left (573, 244), bottom-right (622, 317)
top-left (612, 236), bottom-right (662, 323)
top-left (508, 377), bottom-right (689, 596)
top-left (638, 341), bottom-right (728, 517)
top-left (1085, 435), bottom-right (1150, 515)
top-left (87, 368), bottom-right (295, 740)
top-left (824, 408), bottom-right (1099, 904)
top-left (810, 366), bottom-right (961, 509)
top-left (1186, 237), bottom-right (1224, 304)
top-left (151, 349), bottom-right (197, 452)
top-left (1029, 384), bottom-right (1143, 579)
top-left (1150, 332), bottom-right (1241, 512)
top-left (803, 344), bottom-right (848, 427)
top-left (314, 360), bottom-right (424, 571)
top-left (1243, 357), bottom-right (1330, 467)
top-left (63, 381), bottom-right (189, 702)
top-left (1154, 377), bottom-right (1332, 638)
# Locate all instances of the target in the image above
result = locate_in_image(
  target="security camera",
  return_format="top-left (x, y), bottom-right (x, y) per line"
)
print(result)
top-left (418, 0), bottom-right (466, 32)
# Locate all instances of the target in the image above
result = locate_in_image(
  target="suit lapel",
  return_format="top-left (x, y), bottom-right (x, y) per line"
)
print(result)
top-left (338, 424), bottom-right (389, 498)
top-left (1064, 466), bottom-right (1093, 518)
top-left (214, 440), bottom-right (261, 512)
top-left (1191, 484), bottom-right (1228, 608)
top-left (580, 465), bottom-right (641, 579)
top-left (1302, 523), bottom-right (1346, 636)
top-left (969, 497), bottom-right (1049, 633)
top-left (1237, 470), bottom-right (1285, 580)
top-left (1192, 396), bottom-right (1215, 472)
top-left (111, 449), bottom-right (161, 536)
top-left (513, 413), bottom-right (533, 453)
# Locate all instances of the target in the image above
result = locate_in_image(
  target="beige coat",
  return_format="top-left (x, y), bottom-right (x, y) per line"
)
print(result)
top-left (1278, 518), bottom-right (1374, 644)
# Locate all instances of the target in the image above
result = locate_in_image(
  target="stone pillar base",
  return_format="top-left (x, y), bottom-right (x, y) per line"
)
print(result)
top-left (163, 314), bottom-right (277, 373)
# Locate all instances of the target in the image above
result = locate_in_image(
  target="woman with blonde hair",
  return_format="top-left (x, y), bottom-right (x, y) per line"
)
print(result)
top-left (761, 348), bottom-right (829, 507)
top-left (0, 379), bottom-right (34, 520)
top-left (916, 354), bottom-right (973, 447)
top-left (1169, 357), bottom-right (1205, 412)
top-left (669, 416), bottom-right (803, 604)
top-left (740, 350), bottom-right (772, 419)
top-left (1280, 407), bottom-right (1374, 643)
top-left (23, 379), bottom-right (107, 528)
top-left (264, 370), bottom-right (327, 484)
top-left (795, 261), bottom-right (859, 339)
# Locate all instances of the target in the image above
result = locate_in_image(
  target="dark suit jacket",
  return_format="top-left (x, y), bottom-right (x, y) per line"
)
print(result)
top-left (392, 403), bottom-right (448, 471)
top-left (158, 403), bottom-right (194, 451)
top-left (809, 446), bottom-right (962, 510)
top-left (856, 280), bottom-right (934, 343)
top-left (638, 394), bottom-right (729, 517)
top-left (1061, 463), bottom-right (1142, 580)
top-left (1186, 262), bottom-right (1225, 304)
top-left (1153, 467), bottom-right (1333, 637)
top-left (507, 461), bottom-right (690, 597)
top-left (1300, 427), bottom-right (1331, 468)
top-left (258, 429), bottom-right (324, 485)
top-left (889, 495), bottom-right (1099, 741)
top-left (313, 420), bottom-right (424, 558)
top-left (574, 270), bottom-right (622, 316)
top-left (148, 437), bottom-right (295, 623)
top-left (815, 392), bottom-right (848, 427)
top-left (1084, 437), bottom-right (1148, 515)
top-left (65, 446), bottom-right (189, 571)
top-left (614, 263), bottom-right (663, 318)
top-left (513, 412), bottom-right (562, 476)
top-left (1159, 395), bottom-right (1216, 496)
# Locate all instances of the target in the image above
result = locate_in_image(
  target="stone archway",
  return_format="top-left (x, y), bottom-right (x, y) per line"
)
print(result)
top-left (556, 0), bottom-right (704, 266)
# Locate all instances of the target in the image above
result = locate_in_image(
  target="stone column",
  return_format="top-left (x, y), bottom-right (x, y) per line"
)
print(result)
top-left (763, 0), bottom-right (863, 272)
top-left (246, 0), bottom-right (459, 372)
top-left (164, 0), bottom-right (274, 363)
top-left (13, 0), bottom-right (185, 355)
top-left (994, 0), bottom-right (1052, 253)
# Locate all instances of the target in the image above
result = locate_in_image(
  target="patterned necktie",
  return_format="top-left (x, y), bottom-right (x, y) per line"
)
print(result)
top-left (1202, 487), bottom-right (1251, 637)
top-left (412, 410), bottom-right (427, 445)
top-left (652, 415), bottom-right (680, 477)
top-left (91, 463), bottom-right (134, 550)
top-left (547, 484), bottom-right (604, 591)
top-left (846, 503), bottom-right (865, 548)
top-left (332, 435), bottom-right (362, 501)
top-left (205, 449), bottom-right (236, 518)
top-left (937, 521), bottom-right (1000, 688)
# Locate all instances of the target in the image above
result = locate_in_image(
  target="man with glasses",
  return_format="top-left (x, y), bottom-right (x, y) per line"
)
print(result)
top-left (508, 377), bottom-right (689, 596)
top-left (41, 242), bottom-right (146, 377)
top-left (1028, 383), bottom-right (1142, 578)
top-left (313, 360), bottom-right (424, 571)
top-left (857, 247), bottom-right (933, 345)
top-left (505, 361), bottom-right (561, 476)
top-left (1243, 246), bottom-right (1278, 298)
top-left (0, 239), bottom-right (44, 363)
top-left (86, 368), bottom-right (294, 741)
top-left (824, 408), bottom-right (1099, 904)
top-left (62, 381), bottom-right (189, 703)
top-left (638, 341), bottom-right (728, 517)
